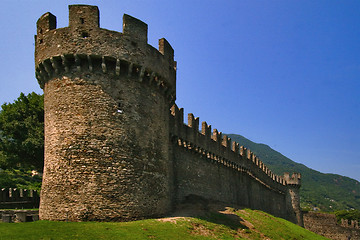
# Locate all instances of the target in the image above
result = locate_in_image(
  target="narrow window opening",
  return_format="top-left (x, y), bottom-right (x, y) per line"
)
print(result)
top-left (117, 102), bottom-right (123, 114)
top-left (82, 32), bottom-right (89, 38)
top-left (80, 18), bottom-right (85, 24)
top-left (39, 39), bottom-right (43, 44)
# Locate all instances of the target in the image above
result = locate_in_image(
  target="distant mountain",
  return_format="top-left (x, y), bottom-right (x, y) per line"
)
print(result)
top-left (227, 134), bottom-right (360, 211)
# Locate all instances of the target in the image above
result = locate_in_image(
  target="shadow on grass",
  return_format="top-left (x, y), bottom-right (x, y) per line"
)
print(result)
top-left (171, 194), bottom-right (249, 231)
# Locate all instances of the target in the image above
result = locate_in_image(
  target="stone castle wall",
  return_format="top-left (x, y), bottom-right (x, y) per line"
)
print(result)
top-left (0, 188), bottom-right (40, 209)
top-left (303, 212), bottom-right (360, 240)
top-left (35, 5), bottom-right (303, 225)
top-left (169, 104), bottom-right (301, 223)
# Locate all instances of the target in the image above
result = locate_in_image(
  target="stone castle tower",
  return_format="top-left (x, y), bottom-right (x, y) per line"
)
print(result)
top-left (35, 5), bottom-right (303, 225)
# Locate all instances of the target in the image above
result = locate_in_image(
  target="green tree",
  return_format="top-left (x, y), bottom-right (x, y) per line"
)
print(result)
top-left (0, 92), bottom-right (44, 171)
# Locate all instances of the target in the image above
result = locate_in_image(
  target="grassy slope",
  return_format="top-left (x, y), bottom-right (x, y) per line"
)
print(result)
top-left (0, 208), bottom-right (327, 240)
top-left (227, 134), bottom-right (360, 211)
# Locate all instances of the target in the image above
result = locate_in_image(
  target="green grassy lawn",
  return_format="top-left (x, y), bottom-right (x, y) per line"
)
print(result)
top-left (0, 219), bottom-right (235, 240)
top-left (235, 209), bottom-right (328, 239)
top-left (0, 208), bottom-right (328, 240)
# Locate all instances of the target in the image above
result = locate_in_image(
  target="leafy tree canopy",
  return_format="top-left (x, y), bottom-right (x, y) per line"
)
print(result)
top-left (0, 92), bottom-right (44, 171)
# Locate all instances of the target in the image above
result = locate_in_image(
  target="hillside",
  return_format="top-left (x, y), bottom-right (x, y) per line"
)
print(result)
top-left (0, 204), bottom-right (326, 240)
top-left (227, 134), bottom-right (360, 211)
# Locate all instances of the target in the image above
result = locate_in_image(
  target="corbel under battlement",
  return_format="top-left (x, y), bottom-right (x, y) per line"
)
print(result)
top-left (35, 54), bottom-right (175, 103)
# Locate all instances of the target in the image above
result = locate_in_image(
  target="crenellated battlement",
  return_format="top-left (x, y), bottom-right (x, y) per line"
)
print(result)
top-left (341, 218), bottom-right (360, 229)
top-left (122, 14), bottom-right (147, 43)
top-left (170, 104), bottom-right (297, 191)
top-left (283, 172), bottom-right (302, 186)
top-left (0, 188), bottom-right (40, 209)
top-left (35, 5), bottom-right (176, 100)
top-left (68, 5), bottom-right (100, 29)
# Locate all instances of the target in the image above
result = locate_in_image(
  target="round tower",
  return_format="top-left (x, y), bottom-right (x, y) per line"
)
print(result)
top-left (35, 5), bottom-right (176, 221)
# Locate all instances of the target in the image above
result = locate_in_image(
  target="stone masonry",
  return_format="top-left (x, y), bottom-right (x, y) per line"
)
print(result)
top-left (0, 188), bottom-right (40, 209)
top-left (35, 5), bottom-right (303, 225)
top-left (304, 212), bottom-right (360, 240)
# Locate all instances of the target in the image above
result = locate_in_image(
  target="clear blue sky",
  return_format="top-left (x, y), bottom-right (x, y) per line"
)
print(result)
top-left (1, 0), bottom-right (359, 181)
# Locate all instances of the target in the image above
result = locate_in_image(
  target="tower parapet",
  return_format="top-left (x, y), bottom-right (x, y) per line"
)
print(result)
top-left (35, 5), bottom-right (176, 101)
top-left (284, 172), bottom-right (301, 186)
